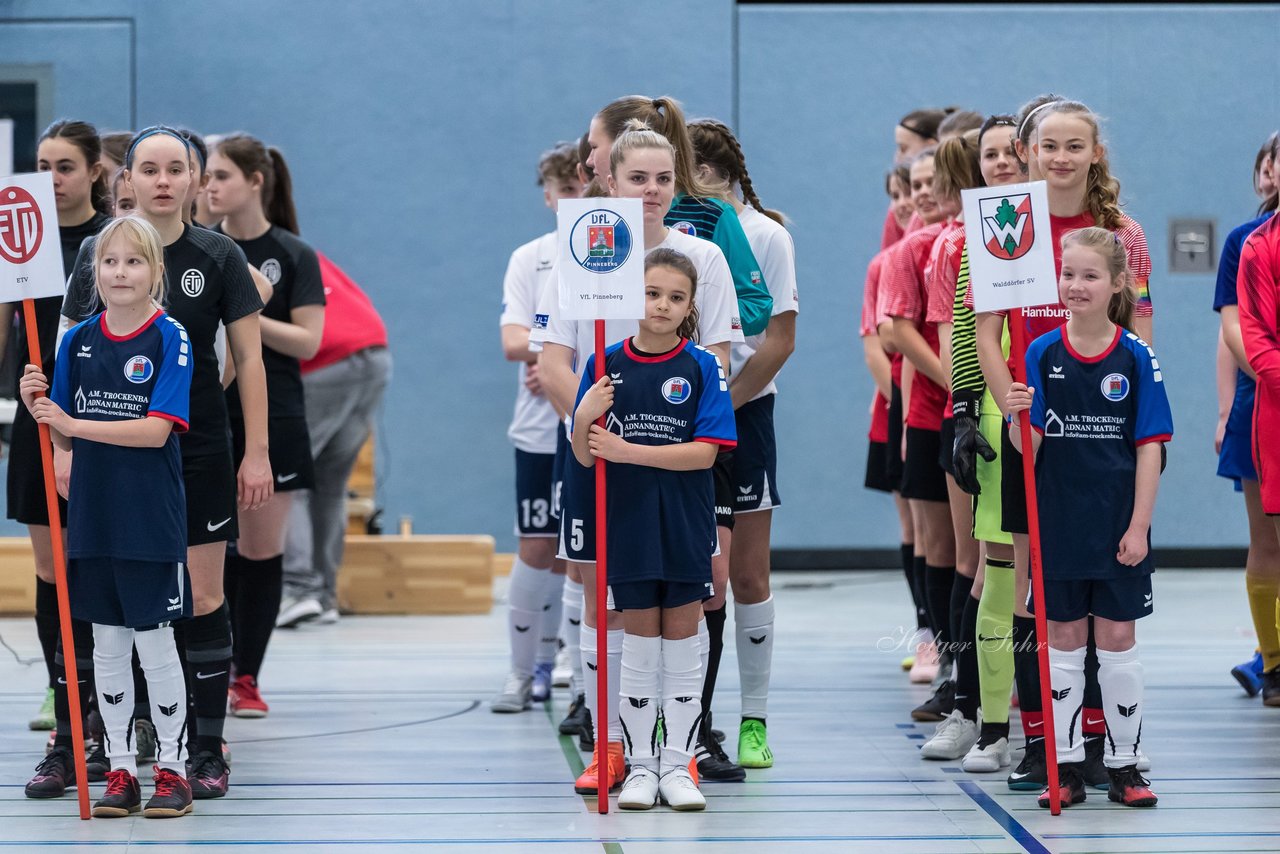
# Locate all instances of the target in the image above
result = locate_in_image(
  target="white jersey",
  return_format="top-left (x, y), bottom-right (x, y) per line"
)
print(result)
top-left (732, 205), bottom-right (799, 401)
top-left (500, 232), bottom-right (560, 454)
top-left (530, 227), bottom-right (742, 381)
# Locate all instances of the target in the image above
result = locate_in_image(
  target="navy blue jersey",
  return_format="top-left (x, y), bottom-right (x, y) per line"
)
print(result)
top-left (215, 224), bottom-right (325, 420)
top-left (573, 338), bottom-right (736, 585)
top-left (51, 310), bottom-right (192, 563)
top-left (63, 225), bottom-right (263, 458)
top-left (1214, 212), bottom-right (1273, 433)
top-left (1026, 327), bottom-right (1173, 580)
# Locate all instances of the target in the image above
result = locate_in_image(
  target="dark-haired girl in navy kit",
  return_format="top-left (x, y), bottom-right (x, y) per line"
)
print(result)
top-left (21, 216), bottom-right (194, 818)
top-left (1005, 227), bottom-right (1172, 811)
top-left (571, 249), bottom-right (736, 812)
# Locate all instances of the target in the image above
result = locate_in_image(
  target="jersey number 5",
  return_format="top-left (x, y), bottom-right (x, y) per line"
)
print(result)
top-left (570, 518), bottom-right (584, 553)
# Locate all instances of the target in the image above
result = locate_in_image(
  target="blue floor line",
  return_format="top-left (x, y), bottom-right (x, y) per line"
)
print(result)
top-left (956, 780), bottom-right (1051, 854)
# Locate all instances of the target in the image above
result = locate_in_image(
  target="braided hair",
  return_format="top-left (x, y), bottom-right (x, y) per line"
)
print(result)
top-left (687, 118), bottom-right (785, 225)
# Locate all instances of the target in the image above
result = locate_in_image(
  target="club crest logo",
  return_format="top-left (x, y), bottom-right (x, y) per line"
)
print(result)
top-left (124, 355), bottom-right (154, 384)
top-left (979, 193), bottom-right (1035, 260)
top-left (260, 258), bottom-right (282, 285)
top-left (0, 185), bottom-right (43, 263)
top-left (673, 221), bottom-right (697, 237)
top-left (569, 209), bottom-right (633, 274)
top-left (1101, 372), bottom-right (1129, 401)
top-left (181, 268), bottom-right (205, 297)
top-left (662, 377), bottom-right (691, 404)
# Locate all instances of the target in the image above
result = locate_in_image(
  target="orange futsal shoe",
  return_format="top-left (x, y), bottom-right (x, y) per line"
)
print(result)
top-left (574, 742), bottom-right (625, 795)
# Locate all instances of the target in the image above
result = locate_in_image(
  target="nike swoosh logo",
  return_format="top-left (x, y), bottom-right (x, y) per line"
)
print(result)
top-left (207, 517), bottom-right (232, 532)
top-left (196, 670), bottom-right (227, 680)
top-left (276, 473), bottom-right (298, 484)
top-left (1086, 717), bottom-right (1104, 726)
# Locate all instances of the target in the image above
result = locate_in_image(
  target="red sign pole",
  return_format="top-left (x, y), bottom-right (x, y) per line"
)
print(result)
top-left (21, 299), bottom-right (91, 820)
top-left (592, 318), bottom-right (610, 815)
top-left (1008, 309), bottom-right (1060, 815)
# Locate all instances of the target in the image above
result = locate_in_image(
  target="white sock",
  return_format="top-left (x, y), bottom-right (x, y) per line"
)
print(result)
top-left (538, 571), bottom-right (566, 667)
top-left (1048, 645), bottom-right (1087, 764)
top-left (561, 578), bottom-right (584, 694)
top-left (735, 597), bottom-right (775, 720)
top-left (660, 635), bottom-right (704, 773)
top-left (581, 623), bottom-right (599, 741)
top-left (618, 633), bottom-right (661, 770)
top-left (91, 623), bottom-right (138, 776)
top-left (134, 625), bottom-right (188, 770)
top-left (697, 616), bottom-right (709, 683)
top-left (1098, 645), bottom-right (1144, 768)
top-left (607, 628), bottom-right (624, 742)
top-left (507, 558), bottom-right (551, 677)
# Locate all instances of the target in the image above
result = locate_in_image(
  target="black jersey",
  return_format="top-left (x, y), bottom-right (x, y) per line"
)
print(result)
top-left (11, 211), bottom-right (110, 386)
top-left (214, 224), bottom-right (324, 420)
top-left (62, 224), bottom-right (263, 458)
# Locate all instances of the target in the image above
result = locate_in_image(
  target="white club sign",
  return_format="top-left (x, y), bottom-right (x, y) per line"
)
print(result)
top-left (556, 197), bottom-right (644, 320)
top-left (961, 179), bottom-right (1058, 314)
top-left (0, 171), bottom-right (66, 301)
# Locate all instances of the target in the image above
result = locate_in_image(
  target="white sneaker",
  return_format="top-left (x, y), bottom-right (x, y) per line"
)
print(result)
top-left (489, 673), bottom-right (532, 713)
top-left (962, 735), bottom-right (1011, 772)
top-left (909, 636), bottom-right (940, 684)
top-left (1136, 748), bottom-right (1150, 772)
top-left (316, 607), bottom-right (340, 624)
top-left (617, 766), bottom-right (659, 810)
top-left (920, 709), bottom-right (978, 760)
top-left (552, 647), bottom-right (572, 688)
top-left (277, 596), bottom-right (323, 628)
top-left (658, 766), bottom-right (705, 811)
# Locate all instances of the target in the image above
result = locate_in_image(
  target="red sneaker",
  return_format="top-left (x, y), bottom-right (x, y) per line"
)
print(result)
top-left (1107, 765), bottom-right (1158, 808)
top-left (574, 742), bottom-right (625, 794)
top-left (228, 675), bottom-right (269, 718)
top-left (1038, 764), bottom-right (1087, 809)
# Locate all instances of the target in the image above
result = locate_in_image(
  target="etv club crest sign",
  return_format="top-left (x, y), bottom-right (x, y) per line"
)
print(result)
top-left (0, 185), bottom-right (43, 264)
top-left (0, 172), bottom-right (66, 302)
top-left (980, 193), bottom-right (1035, 260)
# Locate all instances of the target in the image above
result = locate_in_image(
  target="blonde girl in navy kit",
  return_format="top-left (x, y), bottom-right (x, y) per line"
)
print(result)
top-left (22, 216), bottom-right (194, 818)
top-left (572, 249), bottom-right (736, 811)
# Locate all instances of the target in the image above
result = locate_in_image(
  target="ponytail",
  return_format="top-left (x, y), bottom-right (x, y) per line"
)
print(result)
top-left (1037, 100), bottom-right (1124, 231)
top-left (932, 129), bottom-right (981, 201)
top-left (596, 95), bottom-right (713, 197)
top-left (266, 147), bottom-right (299, 234)
top-left (214, 133), bottom-right (300, 234)
top-left (40, 119), bottom-right (110, 216)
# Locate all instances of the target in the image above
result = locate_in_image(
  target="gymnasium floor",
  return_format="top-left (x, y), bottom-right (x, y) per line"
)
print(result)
top-left (1, 568), bottom-right (1278, 853)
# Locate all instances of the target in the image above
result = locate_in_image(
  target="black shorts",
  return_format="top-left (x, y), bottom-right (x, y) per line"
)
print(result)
top-left (550, 426), bottom-right (569, 521)
top-left (609, 579), bottom-right (713, 611)
top-left (886, 382), bottom-right (905, 487)
top-left (232, 416), bottom-right (316, 493)
top-left (901, 427), bottom-right (948, 502)
top-left (514, 449), bottom-right (557, 537)
top-left (733, 395), bottom-right (780, 513)
top-left (1028, 573), bottom-right (1154, 623)
top-left (1000, 426), bottom-right (1029, 534)
top-left (6, 407), bottom-right (68, 526)
top-left (558, 454), bottom-right (596, 563)
top-left (864, 441), bottom-right (894, 493)
top-left (69, 557), bottom-right (192, 628)
top-left (938, 416), bottom-right (957, 478)
top-left (184, 451), bottom-right (239, 546)
top-left (713, 451), bottom-right (736, 530)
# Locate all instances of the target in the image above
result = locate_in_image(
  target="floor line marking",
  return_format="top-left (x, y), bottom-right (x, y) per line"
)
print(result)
top-left (956, 780), bottom-right (1051, 854)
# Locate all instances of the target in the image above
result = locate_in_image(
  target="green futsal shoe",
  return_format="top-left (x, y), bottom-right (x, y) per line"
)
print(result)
top-left (737, 718), bottom-right (774, 768)
top-left (29, 688), bottom-right (55, 731)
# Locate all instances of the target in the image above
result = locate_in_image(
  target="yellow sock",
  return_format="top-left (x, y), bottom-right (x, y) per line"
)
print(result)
top-left (1245, 574), bottom-right (1280, 671)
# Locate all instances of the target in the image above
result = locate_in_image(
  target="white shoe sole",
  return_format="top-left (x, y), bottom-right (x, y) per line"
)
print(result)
top-left (276, 600), bottom-right (323, 628)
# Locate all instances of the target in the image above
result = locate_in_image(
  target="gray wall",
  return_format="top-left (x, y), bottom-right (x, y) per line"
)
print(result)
top-left (1, 2), bottom-right (1275, 551)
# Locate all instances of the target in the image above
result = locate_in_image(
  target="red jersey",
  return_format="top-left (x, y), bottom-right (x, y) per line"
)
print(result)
top-left (881, 205), bottom-right (904, 250)
top-left (880, 221), bottom-right (949, 430)
top-left (926, 223), bottom-right (966, 326)
top-left (301, 252), bottom-right (389, 374)
top-left (1238, 213), bottom-right (1280, 380)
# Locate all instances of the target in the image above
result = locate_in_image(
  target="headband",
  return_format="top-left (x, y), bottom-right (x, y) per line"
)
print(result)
top-left (1015, 101), bottom-right (1058, 140)
top-left (898, 121), bottom-right (929, 139)
top-left (125, 127), bottom-right (191, 168)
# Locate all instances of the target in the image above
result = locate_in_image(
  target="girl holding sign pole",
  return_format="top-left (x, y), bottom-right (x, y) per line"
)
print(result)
top-left (534, 123), bottom-right (739, 796)
top-left (61, 127), bottom-right (270, 800)
top-left (571, 248), bottom-right (736, 811)
top-left (21, 215), bottom-right (196, 818)
top-left (1005, 225), bottom-right (1171, 810)
top-left (970, 98), bottom-right (1154, 791)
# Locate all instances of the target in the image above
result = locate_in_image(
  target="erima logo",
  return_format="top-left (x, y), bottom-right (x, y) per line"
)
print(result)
top-left (1049, 365), bottom-right (1065, 379)
top-left (628, 698), bottom-right (650, 709)
top-left (158, 702), bottom-right (180, 717)
top-left (167, 594), bottom-right (182, 612)
top-left (738, 485), bottom-right (753, 495)
top-left (1117, 703), bottom-right (1139, 718)
top-left (749, 635), bottom-right (767, 645)
top-left (1144, 592), bottom-right (1153, 607)
top-left (609, 372), bottom-right (623, 385)
top-left (587, 662), bottom-right (597, 672)
top-left (514, 625), bottom-right (531, 633)
top-left (103, 692), bottom-right (125, 705)
top-left (673, 696), bottom-right (695, 703)
top-left (77, 345), bottom-right (92, 358)
top-left (569, 618), bottom-right (581, 627)
top-left (1051, 687), bottom-right (1070, 701)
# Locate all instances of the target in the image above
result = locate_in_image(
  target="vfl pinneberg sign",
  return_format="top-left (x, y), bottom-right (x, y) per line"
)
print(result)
top-left (0, 172), bottom-right (65, 301)
top-left (962, 180), bottom-right (1057, 313)
top-left (557, 198), bottom-right (644, 320)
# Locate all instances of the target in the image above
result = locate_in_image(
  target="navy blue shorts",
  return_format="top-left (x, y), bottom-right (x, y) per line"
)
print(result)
top-left (550, 426), bottom-right (569, 521)
top-left (558, 454), bottom-right (596, 563)
top-left (1218, 381), bottom-right (1256, 490)
top-left (1027, 573), bottom-right (1154, 623)
top-left (713, 452), bottom-right (735, 530)
top-left (609, 579), bottom-right (713, 611)
top-left (733, 394), bottom-right (780, 513)
top-left (514, 449), bottom-right (557, 537)
top-left (69, 557), bottom-right (192, 628)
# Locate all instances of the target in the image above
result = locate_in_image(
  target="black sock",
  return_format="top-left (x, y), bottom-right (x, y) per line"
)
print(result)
top-left (949, 572), bottom-right (975, 652)
top-left (956, 592), bottom-right (980, 722)
top-left (911, 555), bottom-right (929, 633)
top-left (925, 564), bottom-right (956, 652)
top-left (184, 601), bottom-right (232, 755)
top-left (701, 605), bottom-right (727, 724)
top-left (229, 554), bottom-right (283, 679)
top-left (900, 544), bottom-right (926, 630)
top-left (34, 579), bottom-right (60, 687)
top-left (979, 720), bottom-right (1010, 741)
top-left (52, 618), bottom-right (95, 750)
top-left (1012, 615), bottom-right (1042, 714)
